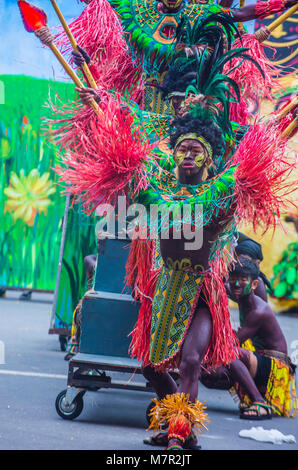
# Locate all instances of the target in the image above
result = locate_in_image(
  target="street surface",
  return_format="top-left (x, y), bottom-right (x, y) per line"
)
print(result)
top-left (0, 290), bottom-right (297, 451)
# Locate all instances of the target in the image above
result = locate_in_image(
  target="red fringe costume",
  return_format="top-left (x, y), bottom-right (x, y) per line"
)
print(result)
top-left (55, 97), bottom-right (296, 375)
top-left (53, 0), bottom-right (143, 96)
top-left (49, 0), bottom-right (296, 445)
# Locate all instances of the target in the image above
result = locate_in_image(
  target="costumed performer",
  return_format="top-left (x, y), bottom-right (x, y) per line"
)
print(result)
top-left (54, 40), bottom-right (296, 449)
top-left (56, 0), bottom-right (297, 117)
top-left (201, 258), bottom-right (297, 419)
top-left (234, 233), bottom-right (271, 302)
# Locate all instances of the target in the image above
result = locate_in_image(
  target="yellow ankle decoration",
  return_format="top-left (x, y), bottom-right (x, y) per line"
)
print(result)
top-left (148, 392), bottom-right (209, 442)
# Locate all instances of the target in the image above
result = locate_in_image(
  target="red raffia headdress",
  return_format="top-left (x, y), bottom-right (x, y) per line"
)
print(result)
top-left (54, 95), bottom-right (157, 214)
top-left (53, 0), bottom-right (143, 96)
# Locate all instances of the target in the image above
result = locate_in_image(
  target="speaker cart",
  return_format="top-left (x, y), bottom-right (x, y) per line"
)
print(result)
top-left (55, 238), bottom-right (168, 424)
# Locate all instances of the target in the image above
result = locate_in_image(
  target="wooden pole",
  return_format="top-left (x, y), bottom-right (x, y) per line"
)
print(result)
top-left (276, 96), bottom-right (298, 120)
top-left (255, 4), bottom-right (298, 42)
top-left (50, 0), bottom-right (98, 89)
top-left (238, 0), bottom-right (245, 31)
top-left (48, 42), bottom-right (99, 113)
top-left (267, 4), bottom-right (298, 32)
top-left (281, 118), bottom-right (297, 139)
top-left (49, 43), bottom-right (84, 88)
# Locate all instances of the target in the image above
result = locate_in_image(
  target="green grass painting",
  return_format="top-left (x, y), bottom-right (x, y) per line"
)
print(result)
top-left (0, 75), bottom-right (96, 330)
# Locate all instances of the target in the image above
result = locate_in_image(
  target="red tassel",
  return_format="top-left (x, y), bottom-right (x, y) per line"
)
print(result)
top-left (45, 91), bottom-right (105, 157)
top-left (125, 239), bottom-right (155, 300)
top-left (54, 95), bottom-right (157, 214)
top-left (202, 271), bottom-right (239, 368)
top-left (53, 0), bottom-right (142, 96)
top-left (230, 119), bottom-right (296, 233)
top-left (168, 415), bottom-right (191, 443)
top-left (129, 268), bottom-right (160, 366)
top-left (224, 34), bottom-right (281, 120)
top-left (229, 100), bottom-right (251, 125)
top-left (255, 0), bottom-right (288, 19)
top-left (274, 99), bottom-right (298, 139)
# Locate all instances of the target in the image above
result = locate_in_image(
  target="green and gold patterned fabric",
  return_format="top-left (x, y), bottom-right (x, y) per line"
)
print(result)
top-left (150, 264), bottom-right (204, 366)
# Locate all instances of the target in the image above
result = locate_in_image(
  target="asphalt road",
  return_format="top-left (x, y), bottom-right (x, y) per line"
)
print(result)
top-left (0, 290), bottom-right (297, 452)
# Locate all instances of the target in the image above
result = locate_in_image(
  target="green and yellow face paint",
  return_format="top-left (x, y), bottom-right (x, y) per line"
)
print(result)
top-left (162, 0), bottom-right (183, 9)
top-left (229, 276), bottom-right (252, 299)
top-left (173, 133), bottom-right (212, 168)
top-left (194, 152), bottom-right (206, 168)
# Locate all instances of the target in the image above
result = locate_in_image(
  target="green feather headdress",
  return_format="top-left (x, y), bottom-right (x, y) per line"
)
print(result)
top-left (169, 16), bottom-right (265, 137)
top-left (174, 12), bottom-right (241, 57)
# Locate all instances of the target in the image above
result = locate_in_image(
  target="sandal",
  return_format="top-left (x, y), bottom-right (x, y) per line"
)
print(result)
top-left (240, 402), bottom-right (272, 420)
top-left (167, 444), bottom-right (183, 451)
top-left (144, 431), bottom-right (201, 450)
top-left (184, 433), bottom-right (201, 450)
top-left (167, 438), bottom-right (183, 451)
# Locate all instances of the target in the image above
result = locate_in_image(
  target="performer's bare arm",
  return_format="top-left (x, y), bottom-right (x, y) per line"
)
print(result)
top-left (236, 315), bottom-right (261, 346)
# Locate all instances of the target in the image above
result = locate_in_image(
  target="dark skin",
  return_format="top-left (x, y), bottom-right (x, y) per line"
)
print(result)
top-left (254, 275), bottom-right (268, 302)
top-left (226, 255), bottom-right (268, 302)
top-left (229, 274), bottom-right (287, 354)
top-left (76, 0), bottom-right (298, 78)
top-left (75, 87), bottom-right (233, 442)
top-left (154, 0), bottom-right (297, 22)
top-left (201, 273), bottom-right (288, 417)
top-left (84, 254), bottom-right (97, 279)
top-left (159, 139), bottom-right (215, 271)
top-left (143, 139), bottom-right (225, 448)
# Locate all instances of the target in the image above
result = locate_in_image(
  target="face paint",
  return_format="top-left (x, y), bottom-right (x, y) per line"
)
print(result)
top-left (174, 133), bottom-right (213, 159)
top-left (175, 150), bottom-right (206, 168)
top-left (174, 151), bottom-right (185, 166)
top-left (242, 279), bottom-right (252, 296)
top-left (230, 277), bottom-right (252, 298)
top-left (162, 0), bottom-right (183, 8)
top-left (194, 153), bottom-right (205, 168)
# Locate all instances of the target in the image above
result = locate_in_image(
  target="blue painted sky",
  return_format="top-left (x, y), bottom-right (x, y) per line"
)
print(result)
top-left (0, 0), bottom-right (255, 80)
top-left (0, 0), bottom-right (83, 80)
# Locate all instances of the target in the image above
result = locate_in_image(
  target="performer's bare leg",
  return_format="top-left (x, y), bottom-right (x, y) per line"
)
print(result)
top-left (167, 306), bottom-right (212, 449)
top-left (143, 306), bottom-right (212, 447)
top-left (142, 366), bottom-right (178, 447)
top-left (228, 349), bottom-right (269, 417)
top-left (200, 365), bottom-right (233, 390)
top-left (177, 306), bottom-right (213, 401)
top-left (142, 366), bottom-right (177, 399)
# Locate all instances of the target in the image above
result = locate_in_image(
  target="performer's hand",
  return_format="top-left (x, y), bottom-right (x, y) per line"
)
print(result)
top-left (285, 0), bottom-right (298, 6)
top-left (72, 46), bottom-right (91, 68)
top-left (75, 87), bottom-right (101, 106)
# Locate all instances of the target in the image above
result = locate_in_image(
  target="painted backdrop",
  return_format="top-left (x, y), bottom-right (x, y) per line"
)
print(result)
top-left (0, 0), bottom-right (97, 334)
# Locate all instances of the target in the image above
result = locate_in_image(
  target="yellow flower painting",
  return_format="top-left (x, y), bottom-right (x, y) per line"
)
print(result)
top-left (4, 169), bottom-right (56, 226)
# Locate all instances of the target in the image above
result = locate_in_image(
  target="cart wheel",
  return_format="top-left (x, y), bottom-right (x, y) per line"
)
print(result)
top-left (55, 389), bottom-right (84, 420)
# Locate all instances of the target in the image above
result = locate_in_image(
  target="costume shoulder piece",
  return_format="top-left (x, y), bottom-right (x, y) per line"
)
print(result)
top-left (109, 0), bottom-right (227, 71)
